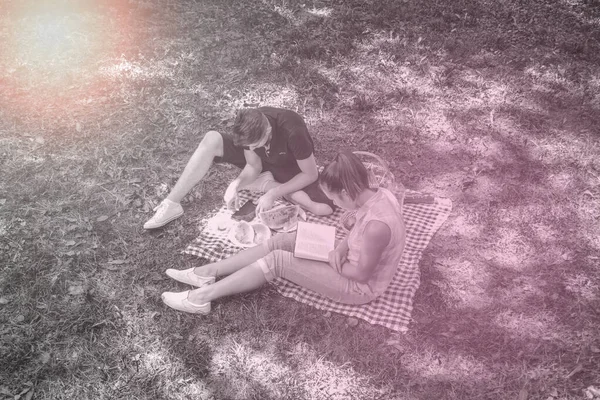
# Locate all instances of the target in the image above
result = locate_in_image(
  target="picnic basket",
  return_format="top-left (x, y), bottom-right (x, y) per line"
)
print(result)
top-left (352, 151), bottom-right (398, 191)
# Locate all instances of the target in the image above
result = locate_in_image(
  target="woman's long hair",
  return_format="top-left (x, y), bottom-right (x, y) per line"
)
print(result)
top-left (319, 151), bottom-right (370, 200)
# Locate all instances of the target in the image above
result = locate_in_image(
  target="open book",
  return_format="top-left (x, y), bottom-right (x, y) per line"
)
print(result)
top-left (294, 221), bottom-right (336, 262)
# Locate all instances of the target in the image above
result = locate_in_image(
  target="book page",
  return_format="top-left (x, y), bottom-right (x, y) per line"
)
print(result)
top-left (295, 222), bottom-right (335, 261)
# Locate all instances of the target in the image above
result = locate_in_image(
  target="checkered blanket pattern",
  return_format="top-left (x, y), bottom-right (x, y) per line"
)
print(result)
top-left (184, 189), bottom-right (452, 333)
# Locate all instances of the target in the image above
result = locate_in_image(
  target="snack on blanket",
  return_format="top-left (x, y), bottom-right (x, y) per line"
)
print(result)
top-left (258, 204), bottom-right (301, 230)
top-left (251, 223), bottom-right (271, 245)
top-left (233, 221), bottom-right (255, 245)
top-left (232, 200), bottom-right (256, 222)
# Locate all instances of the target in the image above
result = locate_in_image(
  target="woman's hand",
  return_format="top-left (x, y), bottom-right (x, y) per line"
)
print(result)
top-left (328, 246), bottom-right (347, 273)
top-left (256, 192), bottom-right (276, 214)
top-left (224, 182), bottom-right (240, 211)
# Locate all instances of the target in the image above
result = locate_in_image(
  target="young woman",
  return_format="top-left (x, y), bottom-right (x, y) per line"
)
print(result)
top-left (161, 151), bottom-right (406, 313)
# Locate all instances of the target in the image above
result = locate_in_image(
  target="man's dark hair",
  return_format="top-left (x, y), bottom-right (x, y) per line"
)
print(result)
top-left (232, 109), bottom-right (268, 145)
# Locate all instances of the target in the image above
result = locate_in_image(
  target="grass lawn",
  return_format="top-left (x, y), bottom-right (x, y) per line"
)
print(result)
top-left (1, 0), bottom-right (600, 398)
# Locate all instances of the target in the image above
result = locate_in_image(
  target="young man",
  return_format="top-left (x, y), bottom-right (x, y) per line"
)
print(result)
top-left (143, 107), bottom-right (334, 229)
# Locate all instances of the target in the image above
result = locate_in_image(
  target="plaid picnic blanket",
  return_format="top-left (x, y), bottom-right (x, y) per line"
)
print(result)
top-left (184, 189), bottom-right (452, 333)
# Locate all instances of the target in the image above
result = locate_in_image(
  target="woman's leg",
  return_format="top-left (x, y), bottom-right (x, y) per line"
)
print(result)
top-left (194, 243), bottom-right (269, 278)
top-left (189, 249), bottom-right (372, 306)
top-left (258, 250), bottom-right (374, 305)
top-left (193, 232), bottom-right (297, 278)
top-left (188, 262), bottom-right (267, 304)
top-left (163, 247), bottom-right (372, 313)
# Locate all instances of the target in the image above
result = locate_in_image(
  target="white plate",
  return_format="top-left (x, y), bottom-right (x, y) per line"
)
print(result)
top-left (204, 214), bottom-right (235, 233)
top-left (227, 222), bottom-right (272, 248)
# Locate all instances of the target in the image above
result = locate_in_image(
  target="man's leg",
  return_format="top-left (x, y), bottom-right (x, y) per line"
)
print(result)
top-left (144, 131), bottom-right (246, 230)
top-left (260, 170), bottom-right (334, 216)
top-left (167, 130), bottom-right (224, 203)
top-left (284, 190), bottom-right (333, 216)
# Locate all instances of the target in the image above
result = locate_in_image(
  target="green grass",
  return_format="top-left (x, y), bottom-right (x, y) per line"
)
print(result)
top-left (1, 0), bottom-right (600, 399)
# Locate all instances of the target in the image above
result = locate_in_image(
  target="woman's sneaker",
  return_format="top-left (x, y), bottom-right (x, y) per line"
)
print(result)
top-left (165, 268), bottom-right (215, 287)
top-left (143, 199), bottom-right (184, 229)
top-left (161, 291), bottom-right (211, 314)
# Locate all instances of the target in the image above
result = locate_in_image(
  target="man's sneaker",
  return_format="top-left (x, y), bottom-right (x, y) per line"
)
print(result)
top-left (243, 171), bottom-right (277, 192)
top-left (161, 290), bottom-right (210, 314)
top-left (143, 199), bottom-right (184, 229)
top-left (165, 268), bottom-right (215, 287)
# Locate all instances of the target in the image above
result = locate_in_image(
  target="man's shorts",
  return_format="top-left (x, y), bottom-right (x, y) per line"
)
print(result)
top-left (213, 132), bottom-right (334, 208)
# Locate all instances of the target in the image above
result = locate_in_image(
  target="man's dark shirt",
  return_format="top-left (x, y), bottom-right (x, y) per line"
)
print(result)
top-left (244, 107), bottom-right (314, 181)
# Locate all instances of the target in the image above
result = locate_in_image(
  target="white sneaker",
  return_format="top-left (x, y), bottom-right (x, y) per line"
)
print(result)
top-left (243, 171), bottom-right (277, 192)
top-left (161, 291), bottom-right (211, 314)
top-left (165, 267), bottom-right (215, 287)
top-left (143, 199), bottom-right (184, 229)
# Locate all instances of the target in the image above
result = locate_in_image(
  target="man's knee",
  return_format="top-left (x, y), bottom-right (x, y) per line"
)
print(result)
top-left (198, 131), bottom-right (223, 154)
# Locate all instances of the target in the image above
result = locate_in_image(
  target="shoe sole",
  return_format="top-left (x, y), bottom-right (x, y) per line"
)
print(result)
top-left (143, 211), bottom-right (184, 229)
top-left (161, 294), bottom-right (211, 314)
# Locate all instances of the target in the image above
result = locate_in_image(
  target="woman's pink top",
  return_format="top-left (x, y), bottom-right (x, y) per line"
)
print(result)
top-left (346, 188), bottom-right (406, 296)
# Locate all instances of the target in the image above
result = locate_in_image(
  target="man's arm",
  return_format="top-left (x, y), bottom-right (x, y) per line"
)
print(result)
top-left (265, 153), bottom-right (319, 199)
top-left (340, 221), bottom-right (391, 283)
top-left (224, 150), bottom-right (263, 209)
top-left (233, 150), bottom-right (264, 189)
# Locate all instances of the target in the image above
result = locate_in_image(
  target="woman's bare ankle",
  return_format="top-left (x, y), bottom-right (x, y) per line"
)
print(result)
top-left (188, 287), bottom-right (210, 305)
top-left (193, 265), bottom-right (216, 278)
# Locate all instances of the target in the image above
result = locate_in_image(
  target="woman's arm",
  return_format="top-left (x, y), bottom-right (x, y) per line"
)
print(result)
top-left (340, 220), bottom-right (391, 283)
top-left (328, 237), bottom-right (349, 273)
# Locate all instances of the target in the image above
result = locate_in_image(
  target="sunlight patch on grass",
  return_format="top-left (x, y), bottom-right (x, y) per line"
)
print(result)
top-left (488, 223), bottom-right (536, 271)
top-left (444, 215), bottom-right (483, 241)
top-left (525, 63), bottom-right (571, 89)
top-left (546, 170), bottom-right (575, 192)
top-left (1, 6), bottom-right (117, 93)
top-left (434, 259), bottom-right (492, 309)
top-left (530, 222), bottom-right (560, 243)
top-left (305, 7), bottom-right (332, 18)
top-left (291, 341), bottom-right (393, 400)
top-left (564, 274), bottom-right (599, 301)
top-left (420, 110), bottom-right (455, 140)
top-left (215, 83), bottom-right (298, 116)
top-left (207, 333), bottom-right (393, 400)
top-left (494, 310), bottom-right (573, 343)
top-left (402, 348), bottom-right (493, 382)
top-left (209, 335), bottom-right (297, 399)
top-left (589, 75), bottom-right (600, 109)
top-left (496, 275), bottom-right (546, 308)
top-left (98, 58), bottom-right (175, 80)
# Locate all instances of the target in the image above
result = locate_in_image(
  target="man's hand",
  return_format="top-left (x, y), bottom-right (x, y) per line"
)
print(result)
top-left (256, 192), bottom-right (276, 214)
top-left (328, 246), bottom-right (347, 273)
top-left (224, 182), bottom-right (240, 211)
